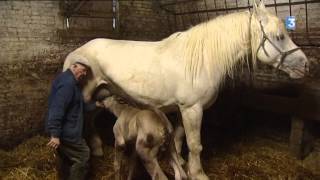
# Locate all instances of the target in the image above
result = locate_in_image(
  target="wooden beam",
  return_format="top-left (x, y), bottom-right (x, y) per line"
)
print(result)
top-left (290, 116), bottom-right (314, 159)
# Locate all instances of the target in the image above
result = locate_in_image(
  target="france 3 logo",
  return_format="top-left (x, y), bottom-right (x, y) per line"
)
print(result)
top-left (285, 16), bottom-right (296, 31)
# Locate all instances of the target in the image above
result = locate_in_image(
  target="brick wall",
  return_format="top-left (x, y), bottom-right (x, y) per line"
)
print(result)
top-left (118, 0), bottom-right (173, 40)
top-left (0, 1), bottom-right (63, 63)
top-left (0, 0), bottom-right (173, 148)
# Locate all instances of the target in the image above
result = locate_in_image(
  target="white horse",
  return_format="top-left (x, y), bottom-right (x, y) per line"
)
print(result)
top-left (63, 1), bottom-right (308, 179)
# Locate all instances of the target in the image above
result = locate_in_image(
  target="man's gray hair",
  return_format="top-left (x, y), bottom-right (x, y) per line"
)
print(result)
top-left (74, 58), bottom-right (90, 69)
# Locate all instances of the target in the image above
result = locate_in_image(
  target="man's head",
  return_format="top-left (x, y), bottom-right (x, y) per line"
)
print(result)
top-left (70, 59), bottom-right (91, 81)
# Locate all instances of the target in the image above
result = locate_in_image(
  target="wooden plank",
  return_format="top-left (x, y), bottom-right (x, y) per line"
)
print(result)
top-left (290, 116), bottom-right (314, 159)
top-left (241, 92), bottom-right (298, 114)
top-left (241, 91), bottom-right (320, 122)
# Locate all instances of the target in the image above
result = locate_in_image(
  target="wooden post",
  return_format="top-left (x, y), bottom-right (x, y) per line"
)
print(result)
top-left (289, 116), bottom-right (313, 159)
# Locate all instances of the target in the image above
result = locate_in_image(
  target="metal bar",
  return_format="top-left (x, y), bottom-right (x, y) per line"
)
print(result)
top-left (305, 0), bottom-right (309, 33)
top-left (174, 14), bottom-right (178, 31)
top-left (235, 0), bottom-right (239, 12)
top-left (196, 3), bottom-right (201, 23)
top-left (178, 6), bottom-right (186, 30)
top-left (73, 0), bottom-right (89, 14)
top-left (203, 0), bottom-right (209, 20)
top-left (161, 0), bottom-right (203, 7)
top-left (247, 0), bottom-right (251, 11)
top-left (115, 0), bottom-right (120, 34)
top-left (289, 0), bottom-right (292, 16)
top-left (174, 0), bottom-right (319, 15)
top-left (66, 0), bottom-right (89, 17)
top-left (224, 0), bottom-right (228, 14)
top-left (274, 0), bottom-right (278, 15)
top-left (187, 4), bottom-right (195, 25)
top-left (213, 0), bottom-right (217, 15)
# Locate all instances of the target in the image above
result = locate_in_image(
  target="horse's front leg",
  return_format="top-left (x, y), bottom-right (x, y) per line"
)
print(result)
top-left (180, 103), bottom-right (208, 180)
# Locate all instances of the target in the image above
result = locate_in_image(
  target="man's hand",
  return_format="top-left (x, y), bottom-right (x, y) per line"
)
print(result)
top-left (47, 137), bottom-right (60, 149)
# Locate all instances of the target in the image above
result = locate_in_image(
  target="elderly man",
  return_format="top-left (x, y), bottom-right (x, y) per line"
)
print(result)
top-left (45, 59), bottom-right (97, 180)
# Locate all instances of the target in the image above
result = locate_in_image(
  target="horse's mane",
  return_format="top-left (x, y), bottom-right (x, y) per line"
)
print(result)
top-left (161, 11), bottom-right (280, 86)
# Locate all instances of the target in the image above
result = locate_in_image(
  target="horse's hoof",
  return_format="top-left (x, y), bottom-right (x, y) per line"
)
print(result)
top-left (92, 148), bottom-right (104, 156)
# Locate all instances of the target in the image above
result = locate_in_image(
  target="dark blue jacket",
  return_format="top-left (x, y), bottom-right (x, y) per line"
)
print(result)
top-left (46, 69), bottom-right (85, 143)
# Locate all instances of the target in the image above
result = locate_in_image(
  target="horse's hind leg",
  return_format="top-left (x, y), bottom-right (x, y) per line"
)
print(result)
top-left (136, 133), bottom-right (168, 180)
top-left (180, 104), bottom-right (209, 180)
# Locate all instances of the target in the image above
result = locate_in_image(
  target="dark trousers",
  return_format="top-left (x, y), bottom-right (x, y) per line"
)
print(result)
top-left (56, 139), bottom-right (90, 180)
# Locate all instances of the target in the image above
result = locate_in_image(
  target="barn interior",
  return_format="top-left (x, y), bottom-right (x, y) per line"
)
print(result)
top-left (0, 0), bottom-right (319, 179)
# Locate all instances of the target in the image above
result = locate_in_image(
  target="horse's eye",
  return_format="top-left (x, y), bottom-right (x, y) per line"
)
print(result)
top-left (276, 34), bottom-right (285, 41)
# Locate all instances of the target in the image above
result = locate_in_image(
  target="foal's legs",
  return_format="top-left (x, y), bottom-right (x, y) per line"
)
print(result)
top-left (114, 128), bottom-right (127, 180)
top-left (136, 133), bottom-right (168, 180)
top-left (168, 137), bottom-right (187, 180)
top-left (114, 143), bottom-right (126, 180)
top-left (173, 113), bottom-right (186, 165)
top-left (90, 133), bottom-right (103, 156)
top-left (180, 103), bottom-right (208, 180)
top-left (127, 152), bottom-right (137, 180)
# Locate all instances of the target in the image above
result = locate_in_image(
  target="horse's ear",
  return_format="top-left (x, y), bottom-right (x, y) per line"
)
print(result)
top-left (258, 0), bottom-right (266, 9)
top-left (252, 0), bottom-right (258, 11)
top-left (253, 0), bottom-right (266, 13)
top-left (252, 0), bottom-right (268, 25)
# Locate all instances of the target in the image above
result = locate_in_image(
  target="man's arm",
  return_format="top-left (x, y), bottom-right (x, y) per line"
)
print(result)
top-left (47, 82), bottom-right (74, 140)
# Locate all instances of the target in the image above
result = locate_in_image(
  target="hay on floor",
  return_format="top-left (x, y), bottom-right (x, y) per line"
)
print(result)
top-left (1, 133), bottom-right (319, 179)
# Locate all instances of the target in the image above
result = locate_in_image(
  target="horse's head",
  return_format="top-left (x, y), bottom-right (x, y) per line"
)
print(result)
top-left (63, 54), bottom-right (109, 102)
top-left (252, 0), bottom-right (308, 79)
top-left (82, 78), bottom-right (109, 102)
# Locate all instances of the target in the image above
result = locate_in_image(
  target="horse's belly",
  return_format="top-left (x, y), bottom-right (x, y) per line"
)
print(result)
top-left (105, 67), bottom-right (179, 107)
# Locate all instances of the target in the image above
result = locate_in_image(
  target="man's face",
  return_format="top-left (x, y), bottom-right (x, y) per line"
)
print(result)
top-left (72, 64), bottom-right (88, 81)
